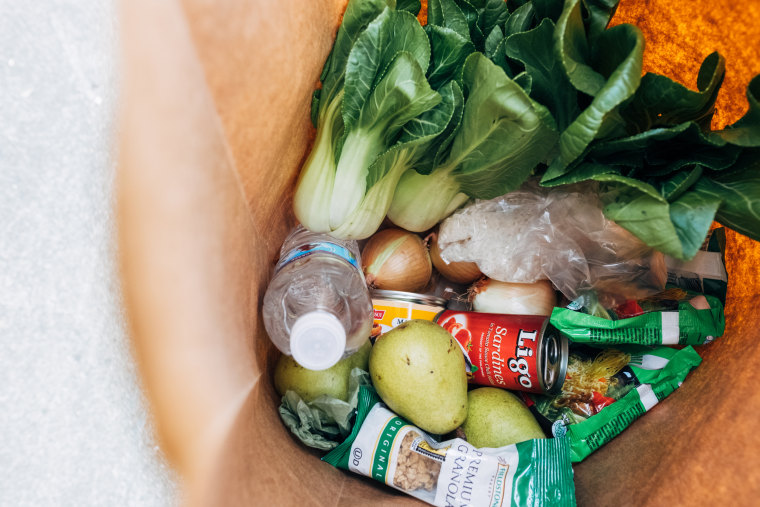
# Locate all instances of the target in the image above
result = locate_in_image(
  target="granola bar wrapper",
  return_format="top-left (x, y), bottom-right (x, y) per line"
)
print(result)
top-left (323, 386), bottom-right (576, 507)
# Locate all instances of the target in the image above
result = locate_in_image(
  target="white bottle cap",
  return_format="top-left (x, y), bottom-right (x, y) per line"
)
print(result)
top-left (290, 311), bottom-right (346, 371)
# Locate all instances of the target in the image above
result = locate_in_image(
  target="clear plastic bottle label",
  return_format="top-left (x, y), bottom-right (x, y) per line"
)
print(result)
top-left (276, 242), bottom-right (360, 273)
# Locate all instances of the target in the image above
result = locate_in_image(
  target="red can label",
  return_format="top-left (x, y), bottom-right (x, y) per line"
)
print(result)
top-left (437, 310), bottom-right (548, 393)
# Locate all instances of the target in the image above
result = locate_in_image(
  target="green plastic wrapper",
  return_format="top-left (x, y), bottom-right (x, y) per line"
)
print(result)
top-left (324, 386), bottom-right (576, 507)
top-left (550, 292), bottom-right (724, 346)
top-left (278, 368), bottom-right (371, 451)
top-left (528, 345), bottom-right (702, 462)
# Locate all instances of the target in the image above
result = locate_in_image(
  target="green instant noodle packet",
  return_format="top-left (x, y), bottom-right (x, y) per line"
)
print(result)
top-left (324, 386), bottom-right (576, 507)
top-left (528, 345), bottom-right (701, 462)
top-left (550, 293), bottom-right (724, 346)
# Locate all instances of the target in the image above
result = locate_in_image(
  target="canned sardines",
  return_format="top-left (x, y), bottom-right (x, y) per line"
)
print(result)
top-left (435, 311), bottom-right (568, 395)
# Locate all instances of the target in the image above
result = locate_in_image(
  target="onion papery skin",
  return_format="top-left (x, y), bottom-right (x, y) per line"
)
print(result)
top-left (362, 228), bottom-right (432, 292)
top-left (428, 232), bottom-right (482, 284)
top-left (469, 278), bottom-right (557, 316)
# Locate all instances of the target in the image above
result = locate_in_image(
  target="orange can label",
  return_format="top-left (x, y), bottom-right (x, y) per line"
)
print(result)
top-left (371, 298), bottom-right (442, 341)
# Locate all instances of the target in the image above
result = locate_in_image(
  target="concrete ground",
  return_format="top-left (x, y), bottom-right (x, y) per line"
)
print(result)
top-left (1, 2), bottom-right (178, 505)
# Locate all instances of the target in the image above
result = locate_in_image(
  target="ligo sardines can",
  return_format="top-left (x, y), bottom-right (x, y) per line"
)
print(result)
top-left (371, 290), bottom-right (446, 342)
top-left (435, 310), bottom-right (568, 395)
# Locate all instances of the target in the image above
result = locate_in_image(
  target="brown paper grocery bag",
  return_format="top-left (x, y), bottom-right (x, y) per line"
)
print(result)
top-left (117, 0), bottom-right (760, 504)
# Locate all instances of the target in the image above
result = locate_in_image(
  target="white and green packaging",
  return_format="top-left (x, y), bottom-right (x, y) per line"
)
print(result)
top-left (324, 386), bottom-right (575, 507)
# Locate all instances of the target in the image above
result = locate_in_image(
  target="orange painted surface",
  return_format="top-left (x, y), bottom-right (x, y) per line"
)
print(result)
top-left (612, 0), bottom-right (760, 130)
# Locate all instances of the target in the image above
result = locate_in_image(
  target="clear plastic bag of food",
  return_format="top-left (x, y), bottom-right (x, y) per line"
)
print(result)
top-left (437, 182), bottom-right (667, 306)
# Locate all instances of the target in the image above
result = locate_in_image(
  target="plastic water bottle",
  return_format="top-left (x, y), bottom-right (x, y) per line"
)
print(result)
top-left (262, 225), bottom-right (373, 370)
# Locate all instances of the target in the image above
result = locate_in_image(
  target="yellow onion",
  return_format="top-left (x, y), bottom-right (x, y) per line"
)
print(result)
top-left (427, 231), bottom-right (482, 284)
top-left (469, 278), bottom-right (556, 316)
top-left (362, 228), bottom-right (431, 291)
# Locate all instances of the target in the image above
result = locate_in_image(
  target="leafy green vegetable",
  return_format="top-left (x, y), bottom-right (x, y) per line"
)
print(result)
top-left (429, 0), bottom-right (470, 38)
top-left (506, 18), bottom-right (579, 130)
top-left (387, 52), bottom-right (558, 231)
top-left (602, 182), bottom-right (721, 260)
top-left (659, 165), bottom-right (703, 202)
top-left (542, 0), bottom-right (644, 180)
top-left (504, 1), bottom-right (536, 35)
top-left (695, 167), bottom-right (760, 241)
top-left (556, 0), bottom-right (608, 97)
top-left (296, 0), bottom-right (760, 256)
top-left (711, 75), bottom-right (760, 147)
top-left (480, 0), bottom-right (760, 259)
top-left (396, 0), bottom-right (422, 15)
top-left (620, 52), bottom-right (725, 133)
top-left (581, 0), bottom-right (620, 41)
top-left (425, 25), bottom-right (476, 90)
top-left (453, 0), bottom-right (486, 50)
top-left (294, 3), bottom-right (441, 238)
top-left (340, 10), bottom-right (433, 137)
top-left (311, 0), bottom-right (389, 127)
top-left (331, 80), bottom-right (463, 238)
top-left (541, 71), bottom-right (760, 259)
top-left (327, 1), bottom-right (478, 239)
top-left (690, 78), bottom-right (760, 240)
top-left (477, 0), bottom-right (510, 42)
top-left (327, 51), bottom-right (439, 235)
top-left (530, 0), bottom-right (563, 23)
top-left (449, 0), bottom-right (510, 53)
top-left (583, 122), bottom-right (741, 177)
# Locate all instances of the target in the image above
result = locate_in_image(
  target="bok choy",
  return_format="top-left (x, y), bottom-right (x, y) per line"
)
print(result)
top-left (472, 0), bottom-right (760, 260)
top-left (294, 2), bottom-right (440, 239)
top-left (387, 52), bottom-right (558, 232)
top-left (294, 0), bottom-right (760, 256)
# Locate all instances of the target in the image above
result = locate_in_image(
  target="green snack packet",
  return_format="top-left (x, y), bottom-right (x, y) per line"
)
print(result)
top-left (324, 386), bottom-right (576, 507)
top-left (550, 292), bottom-right (724, 346)
top-left (278, 368), bottom-right (371, 451)
top-left (529, 345), bottom-right (701, 462)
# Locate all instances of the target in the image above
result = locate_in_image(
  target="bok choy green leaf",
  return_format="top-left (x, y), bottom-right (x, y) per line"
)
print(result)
top-left (387, 52), bottom-right (558, 232)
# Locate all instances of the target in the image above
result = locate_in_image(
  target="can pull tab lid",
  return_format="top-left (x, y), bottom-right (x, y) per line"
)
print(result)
top-left (290, 311), bottom-right (346, 371)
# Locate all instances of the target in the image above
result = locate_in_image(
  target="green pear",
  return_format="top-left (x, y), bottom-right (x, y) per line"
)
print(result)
top-left (274, 339), bottom-right (371, 402)
top-left (369, 320), bottom-right (468, 434)
top-left (460, 387), bottom-right (544, 448)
